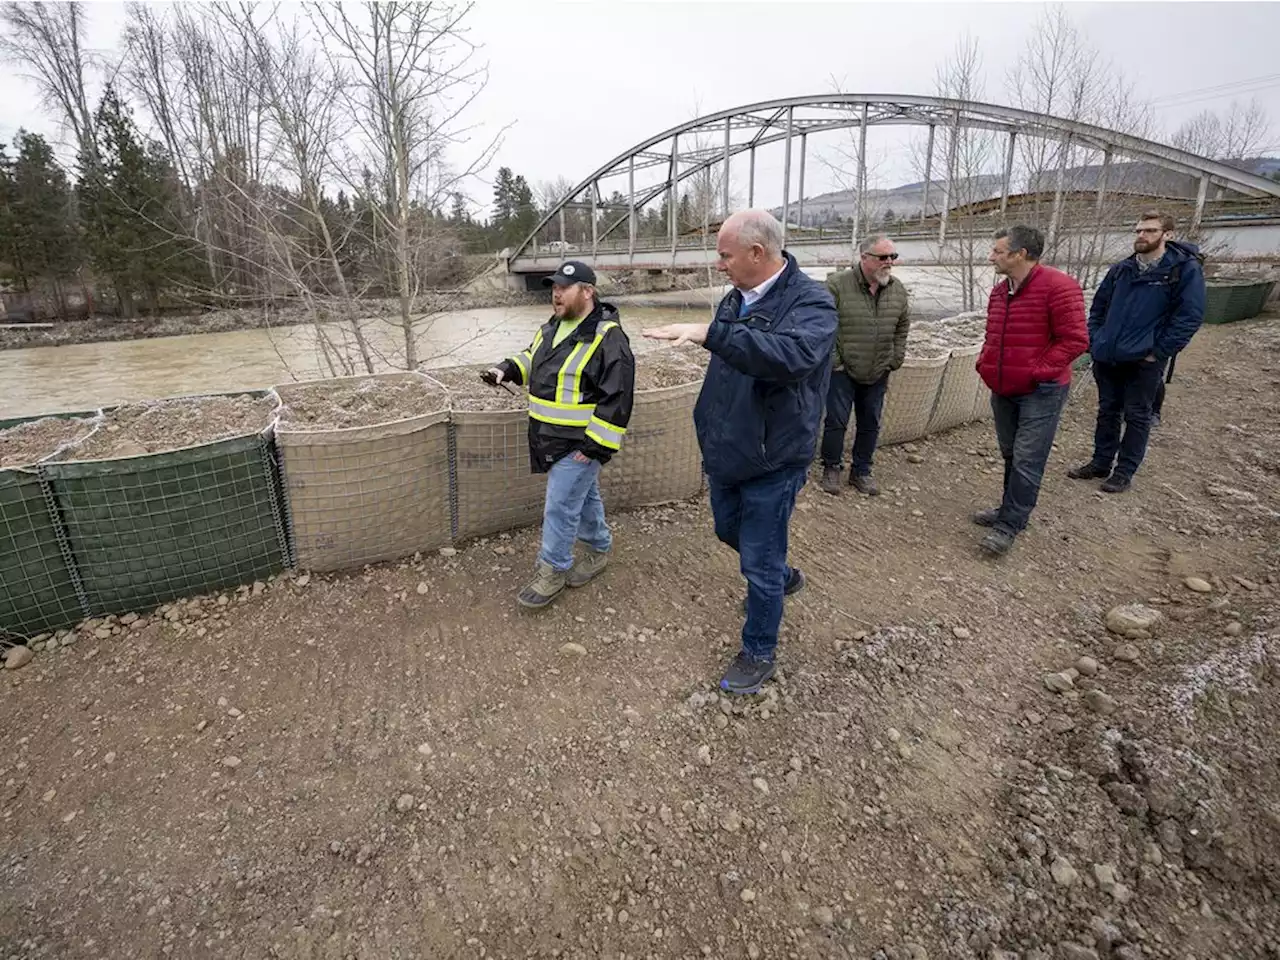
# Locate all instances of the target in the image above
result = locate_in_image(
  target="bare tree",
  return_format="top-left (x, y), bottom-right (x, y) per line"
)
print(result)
top-left (0, 1), bottom-right (97, 162)
top-left (1003, 4), bottom-right (1152, 286)
top-left (311, 1), bottom-right (502, 370)
top-left (918, 36), bottom-right (999, 311)
top-left (1171, 99), bottom-right (1271, 165)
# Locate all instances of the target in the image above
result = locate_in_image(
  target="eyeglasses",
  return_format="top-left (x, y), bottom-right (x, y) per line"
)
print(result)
top-left (863, 252), bottom-right (899, 262)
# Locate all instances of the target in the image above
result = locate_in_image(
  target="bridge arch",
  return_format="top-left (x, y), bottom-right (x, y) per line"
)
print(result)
top-left (507, 93), bottom-right (1280, 268)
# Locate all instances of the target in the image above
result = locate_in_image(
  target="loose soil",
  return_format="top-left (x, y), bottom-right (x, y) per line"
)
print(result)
top-left (276, 377), bottom-right (448, 431)
top-left (427, 352), bottom-right (707, 413)
top-left (0, 415), bottom-right (97, 469)
top-left (3, 315), bottom-right (1279, 959)
top-left (52, 395), bottom-right (277, 461)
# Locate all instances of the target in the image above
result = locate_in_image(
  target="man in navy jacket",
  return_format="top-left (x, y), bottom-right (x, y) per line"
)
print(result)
top-left (643, 209), bottom-right (837, 694)
top-left (1068, 211), bottom-right (1205, 493)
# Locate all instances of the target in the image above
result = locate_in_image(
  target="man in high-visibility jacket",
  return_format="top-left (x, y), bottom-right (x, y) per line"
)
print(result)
top-left (485, 260), bottom-right (636, 609)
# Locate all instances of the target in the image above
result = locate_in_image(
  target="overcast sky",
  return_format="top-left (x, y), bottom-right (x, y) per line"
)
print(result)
top-left (2, 1), bottom-right (1278, 216)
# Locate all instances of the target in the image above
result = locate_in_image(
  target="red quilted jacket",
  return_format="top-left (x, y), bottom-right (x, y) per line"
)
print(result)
top-left (978, 264), bottom-right (1089, 398)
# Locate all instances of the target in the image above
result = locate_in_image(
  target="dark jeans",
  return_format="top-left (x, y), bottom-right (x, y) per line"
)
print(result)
top-left (707, 464), bottom-right (807, 661)
top-left (820, 370), bottom-right (890, 475)
top-left (1152, 356), bottom-right (1173, 418)
top-left (991, 383), bottom-right (1070, 535)
top-left (1090, 358), bottom-right (1165, 480)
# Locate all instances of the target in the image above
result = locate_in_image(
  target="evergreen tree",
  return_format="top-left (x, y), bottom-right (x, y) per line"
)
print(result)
top-left (79, 87), bottom-right (203, 317)
top-left (4, 132), bottom-right (81, 314)
top-left (449, 191), bottom-right (469, 224)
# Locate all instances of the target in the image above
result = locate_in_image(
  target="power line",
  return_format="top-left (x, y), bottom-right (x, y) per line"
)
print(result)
top-left (1150, 74), bottom-right (1280, 109)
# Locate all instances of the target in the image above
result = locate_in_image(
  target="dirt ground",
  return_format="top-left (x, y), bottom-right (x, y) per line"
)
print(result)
top-left (2, 316), bottom-right (1279, 960)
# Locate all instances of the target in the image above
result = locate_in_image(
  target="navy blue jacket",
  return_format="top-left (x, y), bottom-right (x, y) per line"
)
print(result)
top-left (1088, 241), bottom-right (1206, 364)
top-left (693, 252), bottom-right (838, 485)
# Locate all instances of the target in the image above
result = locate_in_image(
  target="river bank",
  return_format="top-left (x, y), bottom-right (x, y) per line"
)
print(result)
top-left (0, 290), bottom-right (545, 351)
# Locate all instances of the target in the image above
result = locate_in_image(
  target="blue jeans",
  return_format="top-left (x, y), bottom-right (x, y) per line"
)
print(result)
top-left (991, 383), bottom-right (1069, 535)
top-left (820, 370), bottom-right (890, 475)
top-left (1090, 359), bottom-right (1165, 480)
top-left (707, 464), bottom-right (807, 660)
top-left (538, 454), bottom-right (611, 571)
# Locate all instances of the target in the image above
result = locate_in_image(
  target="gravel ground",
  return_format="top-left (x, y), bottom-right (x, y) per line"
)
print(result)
top-left (277, 378), bottom-right (448, 430)
top-left (0, 415), bottom-right (98, 468)
top-left (51, 395), bottom-right (277, 460)
top-left (2, 315), bottom-right (1278, 959)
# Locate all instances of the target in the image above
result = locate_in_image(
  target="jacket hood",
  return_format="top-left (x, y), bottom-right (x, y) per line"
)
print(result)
top-left (1165, 240), bottom-right (1203, 264)
top-left (595, 301), bottom-right (620, 322)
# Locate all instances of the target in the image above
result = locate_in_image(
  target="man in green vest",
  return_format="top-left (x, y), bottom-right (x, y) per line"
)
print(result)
top-left (819, 235), bottom-right (911, 496)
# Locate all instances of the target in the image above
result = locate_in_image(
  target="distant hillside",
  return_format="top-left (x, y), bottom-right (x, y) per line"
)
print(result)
top-left (776, 157), bottom-right (1280, 225)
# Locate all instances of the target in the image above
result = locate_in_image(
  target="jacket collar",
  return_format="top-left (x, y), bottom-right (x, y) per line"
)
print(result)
top-left (543, 300), bottom-right (617, 341)
top-left (732, 251), bottom-right (800, 314)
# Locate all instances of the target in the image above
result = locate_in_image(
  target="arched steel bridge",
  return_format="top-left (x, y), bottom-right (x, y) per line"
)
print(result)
top-left (506, 94), bottom-right (1280, 276)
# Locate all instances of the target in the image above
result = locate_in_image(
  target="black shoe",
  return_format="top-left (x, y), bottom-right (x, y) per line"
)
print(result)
top-left (1067, 463), bottom-right (1110, 480)
top-left (1100, 475), bottom-right (1131, 494)
top-left (972, 507), bottom-right (1000, 528)
top-left (849, 472), bottom-right (880, 496)
top-left (820, 465), bottom-right (842, 496)
top-left (979, 528), bottom-right (1016, 556)
top-left (741, 568), bottom-right (806, 615)
top-left (719, 651), bottom-right (776, 695)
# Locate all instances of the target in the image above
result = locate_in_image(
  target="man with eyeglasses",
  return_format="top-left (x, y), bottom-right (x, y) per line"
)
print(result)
top-left (818, 235), bottom-right (911, 496)
top-left (1067, 210), bottom-right (1205, 493)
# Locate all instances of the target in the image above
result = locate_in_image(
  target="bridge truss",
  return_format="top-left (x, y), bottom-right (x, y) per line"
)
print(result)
top-left (507, 94), bottom-right (1280, 269)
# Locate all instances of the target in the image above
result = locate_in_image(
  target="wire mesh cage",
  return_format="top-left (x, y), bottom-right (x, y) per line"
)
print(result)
top-left (927, 345), bottom-right (983, 435)
top-left (599, 381), bottom-right (703, 511)
top-left (274, 373), bottom-right (452, 572)
top-left (451, 409), bottom-right (548, 541)
top-left (878, 354), bottom-right (949, 445)
top-left (0, 469), bottom-right (85, 642)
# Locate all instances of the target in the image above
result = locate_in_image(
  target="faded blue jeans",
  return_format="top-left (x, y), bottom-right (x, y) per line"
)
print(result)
top-left (991, 383), bottom-right (1070, 535)
top-left (707, 463), bottom-right (808, 661)
top-left (538, 452), bottom-right (611, 571)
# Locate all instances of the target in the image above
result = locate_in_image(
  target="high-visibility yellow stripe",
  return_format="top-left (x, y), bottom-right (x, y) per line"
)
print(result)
top-left (511, 352), bottom-right (529, 382)
top-left (585, 416), bottom-right (625, 450)
top-left (557, 340), bottom-right (591, 404)
top-left (529, 396), bottom-right (593, 426)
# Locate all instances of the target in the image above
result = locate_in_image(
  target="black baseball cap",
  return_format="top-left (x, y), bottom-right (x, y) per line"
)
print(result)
top-left (542, 260), bottom-right (597, 287)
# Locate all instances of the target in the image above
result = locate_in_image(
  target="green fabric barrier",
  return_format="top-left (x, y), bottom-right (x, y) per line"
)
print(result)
top-left (42, 434), bottom-right (288, 616)
top-left (0, 469), bottom-right (84, 639)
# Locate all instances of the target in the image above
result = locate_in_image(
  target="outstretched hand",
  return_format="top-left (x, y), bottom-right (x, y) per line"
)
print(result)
top-left (480, 366), bottom-right (506, 386)
top-left (641, 322), bottom-right (710, 347)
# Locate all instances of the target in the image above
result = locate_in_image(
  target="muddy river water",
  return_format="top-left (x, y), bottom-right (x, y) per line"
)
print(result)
top-left (0, 268), bottom-right (972, 419)
top-left (0, 303), bottom-right (711, 419)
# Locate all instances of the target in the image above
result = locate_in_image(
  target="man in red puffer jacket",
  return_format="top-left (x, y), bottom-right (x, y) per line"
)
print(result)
top-left (973, 225), bottom-right (1089, 556)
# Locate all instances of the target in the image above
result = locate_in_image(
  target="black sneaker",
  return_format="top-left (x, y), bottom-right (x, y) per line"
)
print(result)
top-left (1067, 463), bottom-right (1110, 480)
top-left (1100, 475), bottom-right (1131, 494)
top-left (849, 472), bottom-right (880, 496)
top-left (971, 507), bottom-right (1000, 527)
top-left (719, 651), bottom-right (776, 695)
top-left (741, 568), bottom-right (806, 615)
top-left (979, 528), bottom-right (1016, 556)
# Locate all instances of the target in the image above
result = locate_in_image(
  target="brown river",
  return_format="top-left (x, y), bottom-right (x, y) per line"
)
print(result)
top-left (0, 302), bottom-right (712, 419)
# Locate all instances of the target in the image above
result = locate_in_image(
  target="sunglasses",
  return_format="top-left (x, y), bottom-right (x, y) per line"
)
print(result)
top-left (864, 252), bottom-right (899, 262)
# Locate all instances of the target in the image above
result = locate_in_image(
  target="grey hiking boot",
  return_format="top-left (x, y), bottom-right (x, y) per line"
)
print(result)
top-left (719, 651), bottom-right (776, 695)
top-left (979, 528), bottom-right (1016, 556)
top-left (820, 465), bottom-right (842, 496)
top-left (972, 507), bottom-right (1000, 527)
top-left (517, 562), bottom-right (566, 609)
top-left (849, 472), bottom-right (880, 496)
top-left (566, 548), bottom-right (610, 587)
